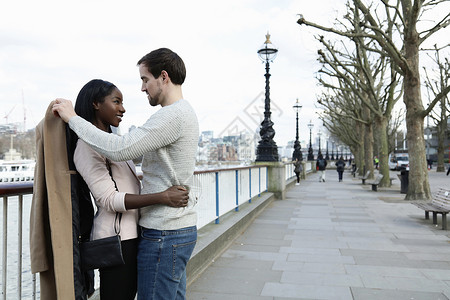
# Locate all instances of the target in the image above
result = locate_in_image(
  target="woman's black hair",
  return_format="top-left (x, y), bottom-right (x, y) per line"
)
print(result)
top-left (74, 79), bottom-right (117, 124)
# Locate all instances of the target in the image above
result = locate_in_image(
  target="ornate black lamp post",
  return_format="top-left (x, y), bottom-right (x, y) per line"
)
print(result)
top-left (325, 140), bottom-right (330, 160)
top-left (255, 32), bottom-right (279, 162)
top-left (331, 140), bottom-right (335, 160)
top-left (317, 130), bottom-right (322, 157)
top-left (292, 98), bottom-right (303, 161)
top-left (307, 120), bottom-right (314, 160)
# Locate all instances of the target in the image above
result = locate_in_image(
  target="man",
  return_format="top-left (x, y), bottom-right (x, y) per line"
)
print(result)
top-left (316, 154), bottom-right (327, 182)
top-left (52, 48), bottom-right (199, 300)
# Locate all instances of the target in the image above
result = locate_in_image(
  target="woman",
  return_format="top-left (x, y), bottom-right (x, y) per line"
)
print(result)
top-left (72, 79), bottom-right (188, 300)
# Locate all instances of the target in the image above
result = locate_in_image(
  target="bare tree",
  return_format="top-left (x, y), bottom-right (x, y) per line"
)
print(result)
top-left (315, 29), bottom-right (402, 186)
top-left (298, 0), bottom-right (450, 199)
top-left (423, 44), bottom-right (450, 172)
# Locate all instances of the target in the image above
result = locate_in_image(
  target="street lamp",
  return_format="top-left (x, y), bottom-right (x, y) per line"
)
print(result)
top-left (292, 98), bottom-right (303, 161)
top-left (255, 32), bottom-right (279, 162)
top-left (325, 140), bottom-right (330, 160)
top-left (307, 120), bottom-right (314, 160)
top-left (317, 130), bottom-right (322, 157)
top-left (331, 139), bottom-right (335, 160)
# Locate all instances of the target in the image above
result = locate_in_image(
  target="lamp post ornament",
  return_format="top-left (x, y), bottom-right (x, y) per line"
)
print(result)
top-left (292, 98), bottom-right (303, 161)
top-left (255, 32), bottom-right (279, 162)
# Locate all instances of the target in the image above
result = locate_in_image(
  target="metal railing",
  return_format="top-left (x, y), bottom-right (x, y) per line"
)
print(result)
top-left (0, 163), bottom-right (301, 299)
top-left (1, 183), bottom-right (34, 300)
top-left (194, 165), bottom-right (269, 228)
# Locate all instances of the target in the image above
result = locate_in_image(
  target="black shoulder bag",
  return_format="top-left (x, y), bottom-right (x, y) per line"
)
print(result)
top-left (79, 159), bottom-right (125, 270)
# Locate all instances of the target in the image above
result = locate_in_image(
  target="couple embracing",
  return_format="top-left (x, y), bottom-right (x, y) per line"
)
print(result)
top-left (51, 48), bottom-right (198, 300)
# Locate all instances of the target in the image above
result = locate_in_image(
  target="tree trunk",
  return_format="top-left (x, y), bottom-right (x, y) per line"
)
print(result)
top-left (375, 116), bottom-right (391, 187)
top-left (436, 101), bottom-right (447, 172)
top-left (356, 122), bottom-right (365, 176)
top-left (403, 25), bottom-right (431, 200)
top-left (436, 128), bottom-right (445, 172)
top-left (363, 108), bottom-right (374, 179)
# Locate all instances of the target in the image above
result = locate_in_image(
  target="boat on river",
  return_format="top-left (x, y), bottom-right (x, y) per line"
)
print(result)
top-left (0, 160), bottom-right (35, 183)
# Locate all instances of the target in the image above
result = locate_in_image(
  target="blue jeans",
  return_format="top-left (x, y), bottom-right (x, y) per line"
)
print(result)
top-left (137, 226), bottom-right (197, 300)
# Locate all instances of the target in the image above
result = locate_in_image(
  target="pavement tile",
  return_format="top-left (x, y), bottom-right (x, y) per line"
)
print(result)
top-left (281, 271), bottom-right (363, 287)
top-left (187, 292), bottom-right (273, 300)
top-left (405, 252), bottom-right (450, 262)
top-left (288, 224), bottom-right (336, 231)
top-left (261, 282), bottom-right (353, 300)
top-left (341, 231), bottom-right (396, 238)
top-left (340, 249), bottom-right (407, 259)
top-left (289, 229), bottom-right (345, 237)
top-left (234, 236), bottom-right (292, 247)
top-left (229, 243), bottom-right (281, 253)
top-left (345, 264), bottom-right (425, 278)
top-left (394, 233), bottom-right (449, 240)
top-left (210, 257), bottom-right (274, 270)
top-left (222, 249), bottom-right (288, 261)
top-left (421, 269), bottom-right (450, 280)
top-left (301, 262), bottom-right (347, 274)
top-left (351, 287), bottom-right (449, 300)
top-left (279, 247), bottom-right (341, 256)
top-left (289, 239), bottom-right (349, 249)
top-left (188, 276), bottom-right (266, 296)
top-left (331, 218), bottom-right (376, 223)
top-left (252, 219), bottom-right (291, 225)
top-left (287, 253), bottom-right (355, 264)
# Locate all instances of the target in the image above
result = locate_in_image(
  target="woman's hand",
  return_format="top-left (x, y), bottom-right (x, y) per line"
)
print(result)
top-left (162, 186), bottom-right (189, 207)
top-left (52, 98), bottom-right (77, 122)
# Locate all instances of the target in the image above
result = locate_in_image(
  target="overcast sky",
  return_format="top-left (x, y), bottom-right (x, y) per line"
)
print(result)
top-left (1, 0), bottom-right (448, 147)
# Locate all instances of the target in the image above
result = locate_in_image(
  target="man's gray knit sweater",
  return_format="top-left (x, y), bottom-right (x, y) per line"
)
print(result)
top-left (68, 99), bottom-right (199, 230)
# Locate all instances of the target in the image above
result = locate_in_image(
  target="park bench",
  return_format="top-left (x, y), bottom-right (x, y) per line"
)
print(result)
top-left (411, 188), bottom-right (450, 230)
top-left (359, 171), bottom-right (371, 184)
top-left (367, 174), bottom-right (384, 191)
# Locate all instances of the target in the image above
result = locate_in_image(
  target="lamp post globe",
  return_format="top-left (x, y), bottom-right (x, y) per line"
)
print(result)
top-left (307, 120), bottom-right (314, 161)
top-left (292, 98), bottom-right (303, 161)
top-left (255, 32), bottom-right (279, 162)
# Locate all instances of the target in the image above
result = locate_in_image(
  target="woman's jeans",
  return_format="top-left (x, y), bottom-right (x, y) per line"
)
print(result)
top-left (137, 226), bottom-right (197, 300)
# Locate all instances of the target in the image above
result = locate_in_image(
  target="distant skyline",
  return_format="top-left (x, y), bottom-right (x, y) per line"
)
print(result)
top-left (1, 0), bottom-right (448, 147)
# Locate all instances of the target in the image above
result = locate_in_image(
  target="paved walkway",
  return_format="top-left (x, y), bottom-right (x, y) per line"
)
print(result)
top-left (187, 170), bottom-right (450, 300)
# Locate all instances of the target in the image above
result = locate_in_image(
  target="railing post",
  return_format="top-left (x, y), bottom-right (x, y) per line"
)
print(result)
top-left (215, 172), bottom-right (219, 224)
top-left (18, 195), bottom-right (23, 299)
top-left (258, 167), bottom-right (261, 197)
top-left (2, 196), bottom-right (7, 300)
top-left (32, 274), bottom-right (36, 300)
top-left (248, 168), bottom-right (252, 203)
top-left (235, 170), bottom-right (239, 211)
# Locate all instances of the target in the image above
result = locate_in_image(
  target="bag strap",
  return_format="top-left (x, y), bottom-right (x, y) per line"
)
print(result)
top-left (105, 158), bottom-right (122, 235)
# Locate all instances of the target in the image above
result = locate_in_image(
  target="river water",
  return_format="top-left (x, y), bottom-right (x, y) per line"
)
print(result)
top-left (0, 195), bottom-right (104, 299)
top-left (0, 194), bottom-right (39, 299)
